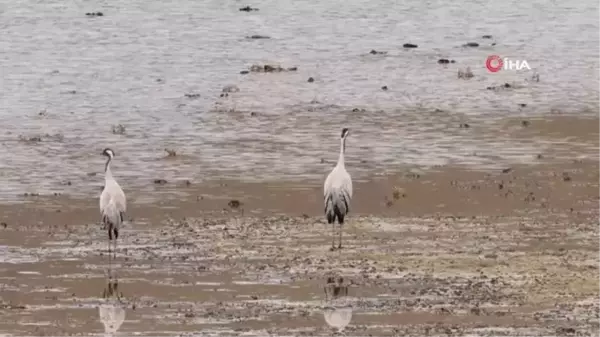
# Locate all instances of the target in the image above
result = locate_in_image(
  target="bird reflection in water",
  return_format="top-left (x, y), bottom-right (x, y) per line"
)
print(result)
top-left (323, 276), bottom-right (353, 334)
top-left (99, 260), bottom-right (126, 336)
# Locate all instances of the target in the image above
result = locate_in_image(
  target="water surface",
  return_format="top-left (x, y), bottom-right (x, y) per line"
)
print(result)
top-left (0, 0), bottom-right (598, 200)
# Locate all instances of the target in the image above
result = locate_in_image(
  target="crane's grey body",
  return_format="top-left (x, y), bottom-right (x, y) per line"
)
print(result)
top-left (324, 128), bottom-right (353, 250)
top-left (100, 148), bottom-right (126, 258)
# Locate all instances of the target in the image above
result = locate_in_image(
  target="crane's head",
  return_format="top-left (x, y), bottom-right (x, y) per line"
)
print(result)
top-left (340, 128), bottom-right (349, 139)
top-left (102, 148), bottom-right (115, 160)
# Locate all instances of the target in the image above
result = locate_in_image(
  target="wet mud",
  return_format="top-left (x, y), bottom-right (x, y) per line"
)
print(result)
top-left (0, 159), bottom-right (598, 336)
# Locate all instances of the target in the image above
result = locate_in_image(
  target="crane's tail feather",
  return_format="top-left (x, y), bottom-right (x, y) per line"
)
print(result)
top-left (325, 192), bottom-right (349, 224)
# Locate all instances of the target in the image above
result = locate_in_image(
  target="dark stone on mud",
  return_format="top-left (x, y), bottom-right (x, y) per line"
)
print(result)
top-left (248, 64), bottom-right (297, 73)
top-left (381, 85), bottom-right (388, 91)
top-left (491, 42), bottom-right (497, 46)
top-left (184, 93), bottom-right (200, 99)
top-left (482, 35), bottom-right (493, 39)
top-left (1, 222), bottom-right (7, 229)
top-left (502, 168), bottom-right (512, 174)
top-left (463, 42), bottom-right (479, 47)
top-left (240, 70), bottom-right (249, 75)
top-left (521, 120), bottom-right (530, 127)
top-left (85, 12), bottom-right (103, 17)
top-left (307, 77), bottom-right (314, 83)
top-left (519, 103), bottom-right (527, 107)
top-left (250, 112), bottom-right (257, 117)
top-left (369, 49), bottom-right (386, 55)
top-left (403, 43), bottom-right (418, 48)
top-left (239, 6), bottom-right (258, 11)
top-left (504, 82), bottom-right (511, 88)
top-left (438, 58), bottom-right (450, 64)
top-left (246, 35), bottom-right (270, 39)
top-left (459, 123), bottom-right (470, 128)
top-left (228, 199), bottom-right (241, 209)
top-left (153, 179), bottom-right (168, 185)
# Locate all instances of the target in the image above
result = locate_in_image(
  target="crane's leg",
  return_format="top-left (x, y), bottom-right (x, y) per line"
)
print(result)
top-left (113, 228), bottom-right (119, 260)
top-left (338, 224), bottom-right (343, 249)
top-left (330, 222), bottom-right (336, 251)
top-left (108, 224), bottom-right (112, 264)
top-left (338, 216), bottom-right (344, 249)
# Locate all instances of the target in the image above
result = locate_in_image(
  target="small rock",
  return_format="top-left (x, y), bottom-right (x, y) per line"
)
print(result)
top-left (153, 179), bottom-right (168, 185)
top-left (369, 49), bottom-right (386, 55)
top-left (307, 77), bottom-right (314, 83)
top-left (246, 35), bottom-right (270, 39)
top-left (521, 120), bottom-right (530, 127)
top-left (240, 70), bottom-right (249, 75)
top-left (459, 123), bottom-right (470, 128)
top-left (239, 6), bottom-right (259, 12)
top-left (463, 42), bottom-right (479, 47)
top-left (184, 93), bottom-right (200, 99)
top-left (518, 103), bottom-right (527, 108)
top-left (381, 85), bottom-right (388, 91)
top-left (438, 58), bottom-right (450, 64)
top-left (112, 124), bottom-right (126, 135)
top-left (228, 199), bottom-right (241, 209)
top-left (403, 43), bottom-right (418, 48)
top-left (1, 222), bottom-right (7, 229)
top-left (502, 168), bottom-right (512, 174)
top-left (482, 35), bottom-right (493, 39)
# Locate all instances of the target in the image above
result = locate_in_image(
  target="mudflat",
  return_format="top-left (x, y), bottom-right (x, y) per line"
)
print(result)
top-left (0, 116), bottom-right (598, 336)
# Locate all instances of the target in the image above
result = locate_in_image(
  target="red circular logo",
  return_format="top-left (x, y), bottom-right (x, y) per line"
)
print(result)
top-left (486, 55), bottom-right (503, 73)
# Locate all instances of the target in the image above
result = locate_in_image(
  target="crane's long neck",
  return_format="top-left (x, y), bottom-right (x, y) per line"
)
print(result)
top-left (337, 137), bottom-right (346, 168)
top-left (105, 157), bottom-right (113, 179)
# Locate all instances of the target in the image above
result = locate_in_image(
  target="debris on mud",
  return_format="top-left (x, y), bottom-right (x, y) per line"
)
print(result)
top-left (112, 124), bottom-right (126, 135)
top-left (184, 93), bottom-right (201, 99)
top-left (245, 35), bottom-right (270, 39)
top-left (438, 58), bottom-right (455, 64)
top-left (228, 199), bottom-right (242, 209)
top-left (239, 6), bottom-right (259, 12)
top-left (247, 64), bottom-right (298, 73)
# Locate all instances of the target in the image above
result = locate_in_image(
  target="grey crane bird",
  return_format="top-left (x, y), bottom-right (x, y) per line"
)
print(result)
top-left (100, 148), bottom-right (126, 259)
top-left (323, 128), bottom-right (353, 251)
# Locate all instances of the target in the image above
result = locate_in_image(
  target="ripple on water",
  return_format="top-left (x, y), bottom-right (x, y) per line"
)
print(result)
top-left (0, 0), bottom-right (598, 201)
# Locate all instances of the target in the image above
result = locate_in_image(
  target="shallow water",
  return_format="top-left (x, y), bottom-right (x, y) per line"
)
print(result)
top-left (0, 0), bottom-right (598, 200)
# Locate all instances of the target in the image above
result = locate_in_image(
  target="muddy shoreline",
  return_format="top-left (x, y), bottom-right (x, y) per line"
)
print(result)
top-left (1, 156), bottom-right (598, 336)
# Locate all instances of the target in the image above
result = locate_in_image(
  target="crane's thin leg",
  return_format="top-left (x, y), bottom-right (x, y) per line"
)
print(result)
top-left (113, 228), bottom-right (118, 260)
top-left (330, 222), bottom-right (336, 251)
top-left (338, 223), bottom-right (343, 249)
top-left (107, 226), bottom-right (112, 279)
